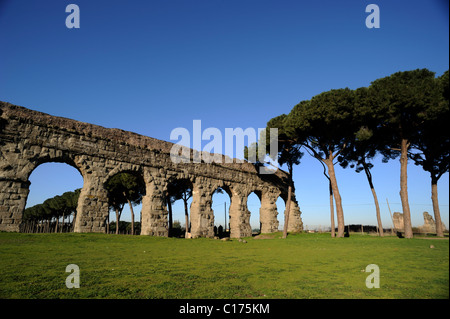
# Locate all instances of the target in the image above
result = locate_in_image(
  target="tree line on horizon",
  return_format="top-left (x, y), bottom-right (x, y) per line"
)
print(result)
top-left (247, 68), bottom-right (449, 238)
top-left (22, 189), bottom-right (80, 233)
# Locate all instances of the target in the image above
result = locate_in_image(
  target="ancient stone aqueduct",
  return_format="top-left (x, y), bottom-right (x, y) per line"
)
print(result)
top-left (0, 101), bottom-right (302, 238)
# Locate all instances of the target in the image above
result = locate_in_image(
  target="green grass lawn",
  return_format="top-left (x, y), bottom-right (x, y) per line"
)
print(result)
top-left (0, 232), bottom-right (448, 299)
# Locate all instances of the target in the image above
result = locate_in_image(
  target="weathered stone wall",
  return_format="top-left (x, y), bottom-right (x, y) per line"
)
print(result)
top-left (392, 212), bottom-right (404, 231)
top-left (392, 211), bottom-right (444, 234)
top-left (418, 212), bottom-right (442, 233)
top-left (0, 101), bottom-right (302, 237)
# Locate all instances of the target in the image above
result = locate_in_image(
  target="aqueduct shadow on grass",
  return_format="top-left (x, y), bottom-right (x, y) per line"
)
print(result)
top-left (0, 102), bottom-right (303, 238)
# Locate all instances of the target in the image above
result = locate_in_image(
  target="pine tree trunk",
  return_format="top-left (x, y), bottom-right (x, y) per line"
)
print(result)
top-left (371, 187), bottom-right (383, 237)
top-left (283, 184), bottom-right (292, 239)
top-left (400, 138), bottom-right (413, 238)
top-left (283, 165), bottom-right (293, 239)
top-left (61, 212), bottom-right (65, 233)
top-left (115, 207), bottom-right (120, 235)
top-left (184, 198), bottom-right (189, 237)
top-left (431, 176), bottom-right (444, 237)
top-left (363, 164), bottom-right (383, 237)
top-left (326, 157), bottom-right (345, 237)
top-left (127, 198), bottom-right (135, 235)
top-left (329, 181), bottom-right (335, 238)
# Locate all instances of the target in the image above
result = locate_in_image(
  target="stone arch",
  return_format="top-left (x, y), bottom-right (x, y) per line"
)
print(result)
top-left (211, 182), bottom-right (233, 198)
top-left (164, 171), bottom-right (196, 188)
top-left (6, 151), bottom-right (87, 233)
top-left (278, 191), bottom-right (289, 205)
top-left (25, 155), bottom-right (84, 181)
top-left (0, 102), bottom-right (302, 235)
top-left (103, 164), bottom-right (143, 187)
top-left (22, 160), bottom-right (84, 233)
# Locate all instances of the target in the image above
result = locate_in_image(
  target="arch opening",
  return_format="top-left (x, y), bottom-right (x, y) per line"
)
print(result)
top-left (166, 178), bottom-right (193, 238)
top-left (276, 196), bottom-right (286, 232)
top-left (104, 170), bottom-right (146, 235)
top-left (248, 191), bottom-right (262, 236)
top-left (211, 185), bottom-right (232, 238)
top-left (22, 162), bottom-right (84, 233)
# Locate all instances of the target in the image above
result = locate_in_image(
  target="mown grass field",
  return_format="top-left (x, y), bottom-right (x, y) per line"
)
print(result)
top-left (0, 232), bottom-right (448, 299)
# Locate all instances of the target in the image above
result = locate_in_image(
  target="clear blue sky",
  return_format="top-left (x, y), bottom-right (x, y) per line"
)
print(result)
top-left (1, 0), bottom-right (448, 230)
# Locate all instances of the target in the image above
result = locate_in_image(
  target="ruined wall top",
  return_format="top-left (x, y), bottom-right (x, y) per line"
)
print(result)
top-left (0, 101), bottom-right (288, 182)
top-left (1, 101), bottom-right (175, 153)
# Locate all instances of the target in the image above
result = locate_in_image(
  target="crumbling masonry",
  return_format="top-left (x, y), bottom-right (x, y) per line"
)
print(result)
top-left (0, 102), bottom-right (302, 237)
